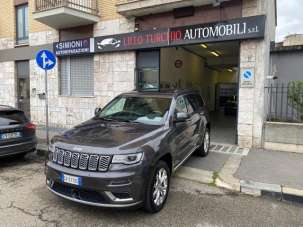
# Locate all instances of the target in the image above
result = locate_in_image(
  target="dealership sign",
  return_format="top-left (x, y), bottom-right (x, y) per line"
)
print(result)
top-left (54, 38), bottom-right (92, 56)
top-left (54, 15), bottom-right (265, 56)
top-left (170, 15), bottom-right (265, 45)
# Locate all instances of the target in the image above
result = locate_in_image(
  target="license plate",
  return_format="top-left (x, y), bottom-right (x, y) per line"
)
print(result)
top-left (0, 132), bottom-right (22, 140)
top-left (61, 173), bottom-right (82, 186)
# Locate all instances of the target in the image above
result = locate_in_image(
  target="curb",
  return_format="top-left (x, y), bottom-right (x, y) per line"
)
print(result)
top-left (239, 179), bottom-right (303, 204)
top-left (174, 166), bottom-right (214, 185)
top-left (215, 155), bottom-right (242, 192)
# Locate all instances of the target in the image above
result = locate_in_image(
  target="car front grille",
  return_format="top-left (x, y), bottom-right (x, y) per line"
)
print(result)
top-left (52, 147), bottom-right (111, 172)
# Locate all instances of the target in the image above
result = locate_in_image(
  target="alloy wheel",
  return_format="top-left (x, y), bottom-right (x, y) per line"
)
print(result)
top-left (153, 168), bottom-right (168, 206)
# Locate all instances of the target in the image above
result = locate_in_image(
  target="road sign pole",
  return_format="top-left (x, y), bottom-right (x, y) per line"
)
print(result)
top-left (36, 49), bottom-right (56, 149)
top-left (45, 70), bottom-right (49, 147)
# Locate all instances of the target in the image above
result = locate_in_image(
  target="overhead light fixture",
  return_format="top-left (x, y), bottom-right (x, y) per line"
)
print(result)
top-left (227, 69), bottom-right (233, 72)
top-left (210, 51), bottom-right (220, 57)
top-left (200, 44), bottom-right (208, 49)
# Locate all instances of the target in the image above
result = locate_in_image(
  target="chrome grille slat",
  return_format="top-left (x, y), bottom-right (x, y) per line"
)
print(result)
top-left (71, 153), bottom-right (80, 168)
top-left (57, 149), bottom-right (64, 165)
top-left (52, 147), bottom-right (111, 172)
top-left (99, 156), bottom-right (111, 172)
top-left (88, 155), bottom-right (99, 171)
top-left (79, 154), bottom-right (89, 170)
top-left (64, 151), bottom-right (72, 167)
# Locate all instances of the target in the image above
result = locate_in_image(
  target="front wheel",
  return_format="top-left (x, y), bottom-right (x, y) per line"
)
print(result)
top-left (144, 161), bottom-right (170, 213)
top-left (196, 128), bottom-right (210, 157)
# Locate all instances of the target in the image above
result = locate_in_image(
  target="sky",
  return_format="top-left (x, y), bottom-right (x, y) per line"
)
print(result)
top-left (276, 0), bottom-right (303, 42)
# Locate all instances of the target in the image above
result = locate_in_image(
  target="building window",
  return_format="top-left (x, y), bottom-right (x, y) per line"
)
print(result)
top-left (16, 4), bottom-right (29, 44)
top-left (60, 56), bottom-right (94, 96)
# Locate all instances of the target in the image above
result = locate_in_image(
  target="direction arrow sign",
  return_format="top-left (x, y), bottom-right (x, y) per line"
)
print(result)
top-left (36, 50), bottom-right (56, 70)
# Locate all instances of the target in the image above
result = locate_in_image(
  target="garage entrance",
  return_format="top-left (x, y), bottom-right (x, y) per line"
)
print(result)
top-left (136, 41), bottom-right (240, 145)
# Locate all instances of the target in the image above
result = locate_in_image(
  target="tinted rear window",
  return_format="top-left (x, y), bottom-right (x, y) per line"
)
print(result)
top-left (187, 94), bottom-right (204, 111)
top-left (0, 111), bottom-right (27, 126)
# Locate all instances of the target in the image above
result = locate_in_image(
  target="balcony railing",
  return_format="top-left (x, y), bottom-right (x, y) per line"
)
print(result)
top-left (35, 0), bottom-right (98, 15)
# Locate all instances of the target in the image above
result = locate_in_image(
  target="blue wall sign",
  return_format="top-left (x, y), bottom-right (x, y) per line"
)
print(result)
top-left (36, 50), bottom-right (56, 70)
top-left (241, 68), bottom-right (255, 88)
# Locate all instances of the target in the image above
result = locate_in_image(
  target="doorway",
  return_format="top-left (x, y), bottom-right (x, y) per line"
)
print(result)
top-left (136, 41), bottom-right (240, 145)
top-left (16, 61), bottom-right (31, 119)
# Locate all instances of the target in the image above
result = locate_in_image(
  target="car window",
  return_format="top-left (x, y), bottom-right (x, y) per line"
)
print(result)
top-left (0, 111), bottom-right (27, 126)
top-left (185, 97), bottom-right (194, 114)
top-left (187, 94), bottom-right (204, 111)
top-left (175, 96), bottom-right (187, 113)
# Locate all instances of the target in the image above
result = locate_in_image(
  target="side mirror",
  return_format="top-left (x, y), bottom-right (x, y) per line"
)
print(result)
top-left (94, 107), bottom-right (102, 116)
top-left (174, 112), bottom-right (189, 123)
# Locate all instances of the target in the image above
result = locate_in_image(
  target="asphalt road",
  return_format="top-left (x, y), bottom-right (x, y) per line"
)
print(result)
top-left (0, 153), bottom-right (303, 227)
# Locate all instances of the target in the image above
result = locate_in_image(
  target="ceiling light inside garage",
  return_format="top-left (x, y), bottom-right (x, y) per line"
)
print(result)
top-left (210, 51), bottom-right (220, 57)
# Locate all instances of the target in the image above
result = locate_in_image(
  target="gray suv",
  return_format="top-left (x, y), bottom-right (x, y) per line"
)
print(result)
top-left (46, 89), bottom-right (210, 213)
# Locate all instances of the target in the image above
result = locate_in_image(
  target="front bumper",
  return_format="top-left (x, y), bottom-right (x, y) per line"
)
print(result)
top-left (0, 138), bottom-right (37, 157)
top-left (46, 161), bottom-right (146, 208)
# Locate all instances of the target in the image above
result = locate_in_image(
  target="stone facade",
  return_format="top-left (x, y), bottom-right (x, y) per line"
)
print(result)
top-left (29, 20), bottom-right (135, 129)
top-left (94, 17), bottom-right (135, 36)
top-left (0, 0), bottom-right (276, 149)
top-left (29, 51), bottom-right (135, 128)
top-left (0, 61), bottom-right (15, 107)
top-left (29, 30), bottom-right (59, 46)
top-left (237, 0), bottom-right (276, 148)
top-left (0, 38), bottom-right (14, 50)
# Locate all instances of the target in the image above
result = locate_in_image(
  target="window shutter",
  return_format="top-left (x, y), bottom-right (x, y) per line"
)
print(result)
top-left (60, 57), bottom-right (71, 96)
top-left (59, 56), bottom-right (94, 96)
top-left (70, 56), bottom-right (94, 96)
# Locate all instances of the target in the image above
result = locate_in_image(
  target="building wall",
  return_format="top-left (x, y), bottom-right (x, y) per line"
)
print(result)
top-left (238, 0), bottom-right (276, 148)
top-left (136, 0), bottom-right (242, 30)
top-left (0, 0), bottom-right (277, 149)
top-left (271, 51), bottom-right (303, 84)
top-left (282, 34), bottom-right (303, 47)
top-left (29, 18), bottom-right (135, 128)
top-left (0, 62), bottom-right (15, 107)
top-left (0, 0), bottom-right (135, 128)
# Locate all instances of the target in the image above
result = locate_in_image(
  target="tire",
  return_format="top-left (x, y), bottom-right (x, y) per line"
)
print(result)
top-left (14, 152), bottom-right (27, 159)
top-left (144, 161), bottom-right (171, 213)
top-left (196, 128), bottom-right (210, 157)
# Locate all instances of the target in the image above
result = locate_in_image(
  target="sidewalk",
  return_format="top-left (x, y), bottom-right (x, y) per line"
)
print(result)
top-left (175, 146), bottom-right (303, 204)
top-left (35, 128), bottom-right (303, 204)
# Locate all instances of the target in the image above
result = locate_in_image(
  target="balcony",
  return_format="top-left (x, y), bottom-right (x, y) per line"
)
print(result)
top-left (33, 0), bottom-right (100, 29)
top-left (116, 0), bottom-right (221, 17)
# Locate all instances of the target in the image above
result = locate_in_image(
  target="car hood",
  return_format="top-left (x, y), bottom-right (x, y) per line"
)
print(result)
top-left (53, 118), bottom-right (163, 149)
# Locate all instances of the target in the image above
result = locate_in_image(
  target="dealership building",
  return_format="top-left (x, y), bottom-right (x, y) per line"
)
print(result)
top-left (0, 0), bottom-right (276, 148)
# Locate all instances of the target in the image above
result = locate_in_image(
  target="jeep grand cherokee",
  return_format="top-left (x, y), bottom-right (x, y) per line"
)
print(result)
top-left (46, 89), bottom-right (210, 213)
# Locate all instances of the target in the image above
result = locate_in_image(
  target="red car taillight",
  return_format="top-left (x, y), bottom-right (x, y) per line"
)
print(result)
top-left (25, 122), bottom-right (36, 130)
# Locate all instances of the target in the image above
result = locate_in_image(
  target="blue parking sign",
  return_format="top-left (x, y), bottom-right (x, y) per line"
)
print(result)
top-left (36, 50), bottom-right (56, 70)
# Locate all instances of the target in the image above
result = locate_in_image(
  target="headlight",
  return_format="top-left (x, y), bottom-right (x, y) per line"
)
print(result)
top-left (112, 152), bottom-right (143, 165)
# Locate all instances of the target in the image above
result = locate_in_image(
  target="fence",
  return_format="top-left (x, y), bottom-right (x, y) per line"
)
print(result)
top-left (35, 0), bottom-right (99, 15)
top-left (265, 82), bottom-right (303, 123)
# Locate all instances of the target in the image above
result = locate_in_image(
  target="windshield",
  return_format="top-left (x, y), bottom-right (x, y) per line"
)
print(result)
top-left (97, 96), bottom-right (171, 125)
